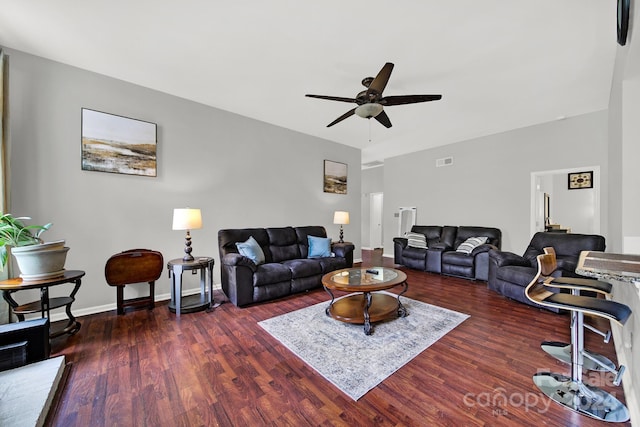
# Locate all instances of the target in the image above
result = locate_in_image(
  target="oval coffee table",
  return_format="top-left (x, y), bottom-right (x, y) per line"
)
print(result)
top-left (321, 267), bottom-right (408, 335)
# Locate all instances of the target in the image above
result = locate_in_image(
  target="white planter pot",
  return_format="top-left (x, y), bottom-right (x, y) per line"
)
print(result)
top-left (11, 243), bottom-right (69, 281)
top-left (10, 240), bottom-right (65, 254)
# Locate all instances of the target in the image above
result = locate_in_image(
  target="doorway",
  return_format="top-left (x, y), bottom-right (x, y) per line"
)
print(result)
top-left (369, 192), bottom-right (383, 249)
top-left (530, 166), bottom-right (600, 236)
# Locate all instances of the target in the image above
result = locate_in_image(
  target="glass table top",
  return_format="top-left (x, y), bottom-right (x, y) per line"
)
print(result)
top-left (329, 267), bottom-right (398, 286)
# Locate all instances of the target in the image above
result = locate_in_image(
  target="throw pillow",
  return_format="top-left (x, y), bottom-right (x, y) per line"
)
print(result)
top-left (308, 235), bottom-right (332, 258)
top-left (456, 236), bottom-right (489, 255)
top-left (405, 232), bottom-right (427, 249)
top-left (235, 236), bottom-right (265, 265)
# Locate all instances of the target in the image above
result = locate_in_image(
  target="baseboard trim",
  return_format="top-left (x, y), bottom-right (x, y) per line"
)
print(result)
top-left (25, 284), bottom-right (223, 322)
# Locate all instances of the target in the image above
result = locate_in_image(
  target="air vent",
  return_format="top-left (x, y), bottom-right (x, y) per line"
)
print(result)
top-left (362, 160), bottom-right (384, 169)
top-left (436, 157), bottom-right (453, 167)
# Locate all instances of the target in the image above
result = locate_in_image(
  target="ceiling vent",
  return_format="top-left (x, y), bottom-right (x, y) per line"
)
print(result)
top-left (362, 160), bottom-right (384, 169)
top-left (436, 156), bottom-right (453, 167)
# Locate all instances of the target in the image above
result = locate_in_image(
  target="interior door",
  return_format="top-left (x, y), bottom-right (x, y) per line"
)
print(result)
top-left (370, 193), bottom-right (383, 249)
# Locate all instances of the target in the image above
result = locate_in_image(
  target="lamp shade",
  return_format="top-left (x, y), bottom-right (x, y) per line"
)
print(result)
top-left (333, 211), bottom-right (350, 225)
top-left (172, 208), bottom-right (202, 230)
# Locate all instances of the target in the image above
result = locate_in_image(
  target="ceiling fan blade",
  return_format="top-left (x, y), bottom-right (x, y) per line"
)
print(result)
top-left (367, 62), bottom-right (394, 95)
top-left (306, 94), bottom-right (357, 103)
top-left (327, 108), bottom-right (356, 127)
top-left (374, 110), bottom-right (392, 128)
top-left (380, 94), bottom-right (442, 106)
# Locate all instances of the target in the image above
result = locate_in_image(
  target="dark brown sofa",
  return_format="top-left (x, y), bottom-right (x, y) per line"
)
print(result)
top-left (218, 226), bottom-right (354, 307)
top-left (393, 225), bottom-right (502, 281)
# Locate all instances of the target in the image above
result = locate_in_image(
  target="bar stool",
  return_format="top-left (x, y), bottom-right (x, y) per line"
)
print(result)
top-left (105, 249), bottom-right (163, 315)
top-left (539, 247), bottom-right (616, 372)
top-left (526, 253), bottom-right (632, 422)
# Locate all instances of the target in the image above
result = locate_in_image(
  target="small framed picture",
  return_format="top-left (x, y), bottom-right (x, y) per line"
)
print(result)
top-left (324, 160), bottom-right (347, 194)
top-left (568, 171), bottom-right (593, 190)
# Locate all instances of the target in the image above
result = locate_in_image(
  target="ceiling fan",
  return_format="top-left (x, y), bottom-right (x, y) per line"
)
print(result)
top-left (305, 62), bottom-right (442, 128)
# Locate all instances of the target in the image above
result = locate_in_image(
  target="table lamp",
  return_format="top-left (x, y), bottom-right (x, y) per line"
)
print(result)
top-left (333, 211), bottom-right (350, 243)
top-left (172, 208), bottom-right (202, 261)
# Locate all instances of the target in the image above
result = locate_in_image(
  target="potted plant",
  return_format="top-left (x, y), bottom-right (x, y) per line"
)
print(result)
top-left (0, 213), bottom-right (68, 280)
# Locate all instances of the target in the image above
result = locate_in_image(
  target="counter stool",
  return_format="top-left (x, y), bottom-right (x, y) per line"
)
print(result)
top-left (526, 253), bottom-right (632, 422)
top-left (539, 247), bottom-right (615, 372)
top-left (105, 249), bottom-right (163, 315)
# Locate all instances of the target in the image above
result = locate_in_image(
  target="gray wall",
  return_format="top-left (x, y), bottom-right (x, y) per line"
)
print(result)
top-left (382, 110), bottom-right (608, 255)
top-left (6, 48), bottom-right (361, 316)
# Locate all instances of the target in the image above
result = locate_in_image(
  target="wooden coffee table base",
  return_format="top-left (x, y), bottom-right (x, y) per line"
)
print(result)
top-left (326, 292), bottom-right (407, 335)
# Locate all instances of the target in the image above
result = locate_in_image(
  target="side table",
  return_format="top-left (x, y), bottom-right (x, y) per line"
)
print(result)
top-left (0, 270), bottom-right (85, 338)
top-left (167, 257), bottom-right (215, 316)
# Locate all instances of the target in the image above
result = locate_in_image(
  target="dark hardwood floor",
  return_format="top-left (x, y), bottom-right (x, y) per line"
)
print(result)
top-left (47, 250), bottom-right (629, 426)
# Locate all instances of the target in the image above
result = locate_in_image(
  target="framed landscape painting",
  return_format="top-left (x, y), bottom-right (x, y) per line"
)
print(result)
top-left (324, 160), bottom-right (347, 194)
top-left (81, 108), bottom-right (157, 177)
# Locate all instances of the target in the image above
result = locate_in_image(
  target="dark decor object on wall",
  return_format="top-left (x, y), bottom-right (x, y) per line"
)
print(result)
top-left (81, 108), bottom-right (157, 177)
top-left (618, 0), bottom-right (630, 46)
top-left (324, 160), bottom-right (347, 194)
top-left (568, 171), bottom-right (593, 190)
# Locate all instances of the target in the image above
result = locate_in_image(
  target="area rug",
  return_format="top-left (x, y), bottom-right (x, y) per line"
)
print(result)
top-left (258, 293), bottom-right (469, 400)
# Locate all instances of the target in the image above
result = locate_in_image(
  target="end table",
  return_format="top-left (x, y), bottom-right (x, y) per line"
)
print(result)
top-left (0, 270), bottom-right (85, 338)
top-left (167, 257), bottom-right (215, 316)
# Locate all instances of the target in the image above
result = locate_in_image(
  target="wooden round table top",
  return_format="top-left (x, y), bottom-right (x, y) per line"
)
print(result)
top-left (321, 267), bottom-right (407, 293)
top-left (0, 270), bottom-right (86, 290)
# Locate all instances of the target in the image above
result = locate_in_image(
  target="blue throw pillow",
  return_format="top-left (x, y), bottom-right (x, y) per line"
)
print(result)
top-left (308, 235), bottom-right (332, 258)
top-left (235, 236), bottom-right (265, 265)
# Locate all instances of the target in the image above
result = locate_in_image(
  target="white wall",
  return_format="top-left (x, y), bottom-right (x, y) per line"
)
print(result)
top-left (383, 111), bottom-right (609, 255)
top-left (549, 172), bottom-right (596, 234)
top-left (607, 10), bottom-right (640, 419)
top-left (533, 170), bottom-right (598, 234)
top-left (6, 48), bottom-right (361, 315)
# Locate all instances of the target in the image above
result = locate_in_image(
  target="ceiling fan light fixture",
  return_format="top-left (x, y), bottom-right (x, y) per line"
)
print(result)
top-left (355, 103), bottom-right (383, 119)
top-left (306, 62), bottom-right (441, 128)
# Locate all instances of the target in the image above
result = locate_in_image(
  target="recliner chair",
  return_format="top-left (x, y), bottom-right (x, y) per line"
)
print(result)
top-left (487, 232), bottom-right (605, 310)
top-left (440, 226), bottom-right (501, 280)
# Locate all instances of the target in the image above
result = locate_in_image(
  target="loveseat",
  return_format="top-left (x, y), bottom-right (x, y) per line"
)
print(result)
top-left (487, 232), bottom-right (606, 309)
top-left (393, 225), bottom-right (502, 280)
top-left (218, 226), bottom-right (355, 307)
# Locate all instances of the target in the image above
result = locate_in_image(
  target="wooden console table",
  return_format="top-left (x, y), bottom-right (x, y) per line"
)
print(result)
top-left (0, 270), bottom-right (84, 338)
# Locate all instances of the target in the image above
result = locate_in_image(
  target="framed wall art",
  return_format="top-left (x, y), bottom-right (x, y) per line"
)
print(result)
top-left (324, 160), bottom-right (347, 194)
top-left (568, 171), bottom-right (593, 190)
top-left (81, 108), bottom-right (157, 177)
